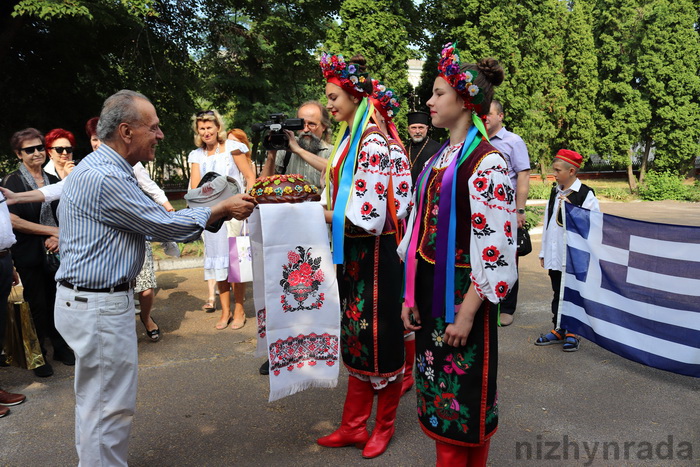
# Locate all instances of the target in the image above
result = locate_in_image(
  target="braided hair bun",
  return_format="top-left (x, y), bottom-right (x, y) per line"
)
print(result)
top-left (460, 57), bottom-right (504, 115)
top-left (477, 58), bottom-right (504, 87)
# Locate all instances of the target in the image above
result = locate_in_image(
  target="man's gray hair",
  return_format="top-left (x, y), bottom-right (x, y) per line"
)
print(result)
top-left (97, 90), bottom-right (151, 141)
top-left (300, 100), bottom-right (333, 143)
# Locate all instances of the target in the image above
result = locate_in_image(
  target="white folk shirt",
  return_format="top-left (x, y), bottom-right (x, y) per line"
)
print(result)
top-left (539, 178), bottom-right (599, 271)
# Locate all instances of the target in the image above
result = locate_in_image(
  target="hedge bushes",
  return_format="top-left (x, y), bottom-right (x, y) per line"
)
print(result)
top-left (638, 171), bottom-right (700, 201)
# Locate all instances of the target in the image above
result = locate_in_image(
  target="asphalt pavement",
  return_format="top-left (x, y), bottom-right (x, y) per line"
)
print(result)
top-left (1, 200), bottom-right (699, 466)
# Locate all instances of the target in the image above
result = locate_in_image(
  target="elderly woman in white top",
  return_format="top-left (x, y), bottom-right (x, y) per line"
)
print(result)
top-left (188, 110), bottom-right (255, 330)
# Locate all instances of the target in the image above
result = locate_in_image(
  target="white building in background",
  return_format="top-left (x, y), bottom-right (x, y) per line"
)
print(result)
top-left (407, 59), bottom-right (424, 89)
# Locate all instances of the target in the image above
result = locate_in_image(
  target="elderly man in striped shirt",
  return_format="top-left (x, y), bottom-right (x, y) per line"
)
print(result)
top-left (53, 90), bottom-right (255, 467)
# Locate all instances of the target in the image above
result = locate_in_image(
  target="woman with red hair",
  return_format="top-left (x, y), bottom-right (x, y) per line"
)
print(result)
top-left (227, 128), bottom-right (256, 177)
top-left (85, 117), bottom-right (100, 151)
top-left (44, 128), bottom-right (76, 180)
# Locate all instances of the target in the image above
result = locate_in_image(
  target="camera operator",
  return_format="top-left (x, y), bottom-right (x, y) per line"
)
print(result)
top-left (260, 101), bottom-right (332, 187)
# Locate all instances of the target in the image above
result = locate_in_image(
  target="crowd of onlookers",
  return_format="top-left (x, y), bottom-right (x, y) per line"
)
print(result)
top-left (0, 114), bottom-right (261, 417)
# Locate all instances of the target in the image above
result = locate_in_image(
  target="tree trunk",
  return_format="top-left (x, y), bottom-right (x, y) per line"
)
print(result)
top-left (639, 136), bottom-right (652, 184)
top-left (626, 164), bottom-right (637, 193)
top-left (540, 158), bottom-right (548, 182)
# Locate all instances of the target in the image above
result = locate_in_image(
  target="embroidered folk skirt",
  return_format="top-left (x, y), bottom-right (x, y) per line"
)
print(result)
top-left (413, 258), bottom-right (499, 446)
top-left (338, 232), bottom-right (404, 377)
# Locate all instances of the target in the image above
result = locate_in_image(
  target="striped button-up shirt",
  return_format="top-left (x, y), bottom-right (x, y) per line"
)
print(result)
top-left (56, 144), bottom-right (210, 288)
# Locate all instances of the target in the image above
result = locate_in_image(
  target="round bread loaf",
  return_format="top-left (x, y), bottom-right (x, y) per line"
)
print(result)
top-left (249, 174), bottom-right (321, 204)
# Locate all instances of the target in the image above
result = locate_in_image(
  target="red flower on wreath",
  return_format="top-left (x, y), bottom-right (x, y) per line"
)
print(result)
top-left (473, 177), bottom-right (488, 192)
top-left (504, 221), bottom-right (512, 238)
top-left (471, 213), bottom-right (486, 230)
top-left (482, 245), bottom-right (500, 262)
top-left (494, 184), bottom-right (506, 201)
top-left (495, 281), bottom-right (509, 298)
top-left (361, 202), bottom-right (373, 216)
top-left (347, 335), bottom-right (363, 357)
top-left (375, 182), bottom-right (385, 195)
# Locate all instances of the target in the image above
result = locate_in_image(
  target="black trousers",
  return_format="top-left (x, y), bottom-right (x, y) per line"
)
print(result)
top-left (15, 264), bottom-right (67, 355)
top-left (0, 254), bottom-right (13, 349)
top-left (548, 269), bottom-right (563, 327)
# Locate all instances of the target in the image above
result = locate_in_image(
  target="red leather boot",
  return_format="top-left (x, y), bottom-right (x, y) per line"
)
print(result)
top-left (435, 440), bottom-right (469, 466)
top-left (362, 375), bottom-right (404, 458)
top-left (317, 376), bottom-right (374, 448)
top-left (467, 440), bottom-right (491, 467)
top-left (400, 337), bottom-right (415, 396)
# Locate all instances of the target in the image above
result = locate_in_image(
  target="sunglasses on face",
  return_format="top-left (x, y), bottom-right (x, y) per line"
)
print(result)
top-left (197, 110), bottom-right (215, 118)
top-left (50, 146), bottom-right (74, 154)
top-left (21, 144), bottom-right (45, 154)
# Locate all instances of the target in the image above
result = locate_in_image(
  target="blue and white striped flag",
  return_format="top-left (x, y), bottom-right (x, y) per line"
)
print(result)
top-left (559, 202), bottom-right (700, 377)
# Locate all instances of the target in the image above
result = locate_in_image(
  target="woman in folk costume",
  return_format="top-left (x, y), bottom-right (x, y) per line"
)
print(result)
top-left (369, 79), bottom-right (416, 396)
top-left (316, 53), bottom-right (411, 459)
top-left (400, 43), bottom-right (517, 466)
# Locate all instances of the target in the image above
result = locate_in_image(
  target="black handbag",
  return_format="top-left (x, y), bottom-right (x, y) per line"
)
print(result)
top-left (516, 225), bottom-right (532, 257)
top-left (44, 249), bottom-right (61, 274)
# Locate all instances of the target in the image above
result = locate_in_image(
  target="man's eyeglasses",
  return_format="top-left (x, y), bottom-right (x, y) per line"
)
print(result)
top-left (197, 110), bottom-right (215, 118)
top-left (304, 121), bottom-right (319, 130)
top-left (21, 144), bottom-right (45, 154)
top-left (50, 146), bottom-right (74, 154)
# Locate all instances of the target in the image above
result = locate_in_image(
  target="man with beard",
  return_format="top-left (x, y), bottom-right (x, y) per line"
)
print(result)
top-left (406, 111), bottom-right (442, 183)
top-left (261, 101), bottom-right (332, 187)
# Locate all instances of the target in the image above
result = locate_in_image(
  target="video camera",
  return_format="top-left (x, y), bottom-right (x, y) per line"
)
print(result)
top-left (251, 113), bottom-right (305, 151)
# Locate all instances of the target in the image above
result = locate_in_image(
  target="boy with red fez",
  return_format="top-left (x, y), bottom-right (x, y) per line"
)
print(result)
top-left (536, 149), bottom-right (599, 351)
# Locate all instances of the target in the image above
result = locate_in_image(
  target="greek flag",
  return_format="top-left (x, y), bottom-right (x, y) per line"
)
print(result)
top-left (559, 203), bottom-right (700, 378)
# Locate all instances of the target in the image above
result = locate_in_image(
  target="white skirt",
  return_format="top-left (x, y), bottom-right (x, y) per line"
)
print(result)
top-left (203, 219), bottom-right (244, 282)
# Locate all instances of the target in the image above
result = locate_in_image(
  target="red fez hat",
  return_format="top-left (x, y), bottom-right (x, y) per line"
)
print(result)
top-left (555, 149), bottom-right (583, 168)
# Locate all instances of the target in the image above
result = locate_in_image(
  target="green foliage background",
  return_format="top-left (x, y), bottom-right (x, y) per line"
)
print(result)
top-left (1, 0), bottom-right (698, 192)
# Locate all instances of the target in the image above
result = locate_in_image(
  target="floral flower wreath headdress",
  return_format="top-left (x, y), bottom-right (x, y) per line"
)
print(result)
top-left (370, 79), bottom-right (400, 121)
top-left (320, 52), bottom-right (370, 99)
top-left (438, 42), bottom-right (485, 113)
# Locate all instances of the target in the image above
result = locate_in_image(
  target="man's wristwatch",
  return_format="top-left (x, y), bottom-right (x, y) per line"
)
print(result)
top-left (517, 208), bottom-right (526, 214)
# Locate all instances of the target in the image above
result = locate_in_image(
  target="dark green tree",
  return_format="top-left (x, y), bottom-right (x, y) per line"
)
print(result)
top-left (418, 0), bottom-right (569, 175)
top-left (324, 0), bottom-right (419, 139)
top-left (0, 0), bottom-right (201, 182)
top-left (593, 0), bottom-right (652, 191)
top-left (635, 0), bottom-right (700, 178)
top-left (196, 0), bottom-right (339, 164)
top-left (556, 0), bottom-right (599, 160)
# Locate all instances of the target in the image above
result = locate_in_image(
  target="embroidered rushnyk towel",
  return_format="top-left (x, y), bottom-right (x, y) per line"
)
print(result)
top-left (249, 202), bottom-right (341, 401)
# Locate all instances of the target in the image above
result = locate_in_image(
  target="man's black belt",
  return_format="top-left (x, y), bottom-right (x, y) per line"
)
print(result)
top-left (59, 280), bottom-right (133, 293)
